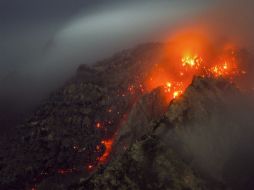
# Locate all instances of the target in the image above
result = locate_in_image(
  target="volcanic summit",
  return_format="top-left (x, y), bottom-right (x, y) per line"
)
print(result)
top-left (0, 40), bottom-right (254, 190)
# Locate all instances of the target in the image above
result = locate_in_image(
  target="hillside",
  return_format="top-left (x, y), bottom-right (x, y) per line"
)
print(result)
top-left (0, 43), bottom-right (253, 190)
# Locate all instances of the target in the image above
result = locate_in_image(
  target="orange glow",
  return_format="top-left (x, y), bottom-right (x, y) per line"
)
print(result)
top-left (182, 54), bottom-right (203, 68)
top-left (98, 139), bottom-right (113, 163)
top-left (85, 29), bottom-right (246, 174)
top-left (96, 122), bottom-right (102, 129)
top-left (145, 30), bottom-right (244, 103)
top-left (173, 91), bottom-right (183, 99)
top-left (87, 164), bottom-right (94, 171)
top-left (165, 82), bottom-right (172, 92)
top-left (208, 51), bottom-right (240, 77)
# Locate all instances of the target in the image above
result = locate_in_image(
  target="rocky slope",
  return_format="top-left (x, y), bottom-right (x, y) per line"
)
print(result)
top-left (82, 76), bottom-right (243, 190)
top-left (0, 43), bottom-right (163, 189)
top-left (0, 43), bottom-right (253, 190)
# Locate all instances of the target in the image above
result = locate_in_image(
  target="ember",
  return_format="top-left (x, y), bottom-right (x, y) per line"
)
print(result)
top-left (87, 164), bottom-right (94, 171)
top-left (181, 54), bottom-right (202, 68)
top-left (145, 31), bottom-right (245, 103)
top-left (96, 122), bottom-right (102, 129)
top-left (173, 91), bottom-right (182, 99)
top-left (98, 139), bottom-right (114, 163)
top-left (87, 32), bottom-right (247, 173)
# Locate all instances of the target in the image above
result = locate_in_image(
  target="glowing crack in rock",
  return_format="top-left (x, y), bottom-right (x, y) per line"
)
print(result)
top-left (98, 139), bottom-right (114, 163)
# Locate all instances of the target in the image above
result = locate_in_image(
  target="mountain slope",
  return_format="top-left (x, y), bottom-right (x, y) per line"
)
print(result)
top-left (0, 43), bottom-right (253, 190)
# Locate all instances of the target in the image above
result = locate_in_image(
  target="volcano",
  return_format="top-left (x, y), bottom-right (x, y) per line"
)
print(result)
top-left (0, 41), bottom-right (253, 190)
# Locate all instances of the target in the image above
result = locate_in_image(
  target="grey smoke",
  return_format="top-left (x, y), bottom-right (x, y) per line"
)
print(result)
top-left (165, 94), bottom-right (254, 187)
top-left (0, 0), bottom-right (253, 113)
top-left (0, 0), bottom-right (210, 109)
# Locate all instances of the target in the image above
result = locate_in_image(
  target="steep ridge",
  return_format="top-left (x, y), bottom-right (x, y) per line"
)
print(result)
top-left (0, 43), bottom-right (252, 190)
top-left (85, 76), bottom-right (254, 190)
top-left (0, 43), bottom-right (163, 189)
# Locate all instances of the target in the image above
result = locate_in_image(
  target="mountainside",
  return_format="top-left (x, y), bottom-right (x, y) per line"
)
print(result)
top-left (0, 43), bottom-right (253, 190)
top-left (0, 43), bottom-right (164, 189)
top-left (84, 76), bottom-right (244, 190)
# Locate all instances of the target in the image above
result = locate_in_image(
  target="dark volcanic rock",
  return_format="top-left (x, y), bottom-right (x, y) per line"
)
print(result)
top-left (81, 76), bottom-right (254, 190)
top-left (0, 43), bottom-right (163, 189)
top-left (82, 76), bottom-right (239, 190)
top-left (115, 86), bottom-right (168, 155)
top-left (89, 135), bottom-right (208, 190)
top-left (0, 43), bottom-right (252, 190)
top-left (157, 76), bottom-right (254, 189)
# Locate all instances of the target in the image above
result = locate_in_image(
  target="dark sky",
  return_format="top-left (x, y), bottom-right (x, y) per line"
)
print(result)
top-left (0, 0), bottom-right (253, 110)
top-left (0, 0), bottom-right (209, 72)
top-left (0, 0), bottom-right (101, 68)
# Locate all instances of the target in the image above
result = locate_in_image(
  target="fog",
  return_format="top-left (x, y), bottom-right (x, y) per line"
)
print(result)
top-left (1, 1), bottom-right (254, 187)
top-left (0, 0), bottom-right (253, 123)
top-left (196, 0), bottom-right (254, 51)
top-left (28, 1), bottom-right (208, 87)
top-left (0, 0), bottom-right (211, 109)
top-left (164, 93), bottom-right (254, 188)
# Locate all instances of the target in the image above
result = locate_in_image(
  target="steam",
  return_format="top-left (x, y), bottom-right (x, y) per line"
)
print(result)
top-left (0, 0), bottom-right (210, 111)
top-left (164, 93), bottom-right (254, 188)
top-left (29, 1), bottom-right (209, 81)
top-left (0, 0), bottom-right (253, 122)
top-left (178, 0), bottom-right (254, 51)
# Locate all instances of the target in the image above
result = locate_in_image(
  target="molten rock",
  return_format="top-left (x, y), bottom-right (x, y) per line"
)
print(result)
top-left (0, 43), bottom-right (253, 190)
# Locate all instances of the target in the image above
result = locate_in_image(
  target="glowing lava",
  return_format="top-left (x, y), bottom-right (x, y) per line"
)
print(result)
top-left (181, 54), bottom-right (203, 68)
top-left (96, 122), bottom-right (102, 128)
top-left (88, 30), bottom-right (246, 174)
top-left (98, 139), bottom-right (113, 163)
top-left (145, 31), bottom-right (245, 103)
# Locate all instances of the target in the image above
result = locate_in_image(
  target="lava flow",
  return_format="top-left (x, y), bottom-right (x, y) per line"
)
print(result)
top-left (145, 32), bottom-right (246, 103)
top-left (92, 32), bottom-right (247, 171)
top-left (29, 31), bottom-right (249, 190)
top-left (99, 139), bottom-right (114, 163)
